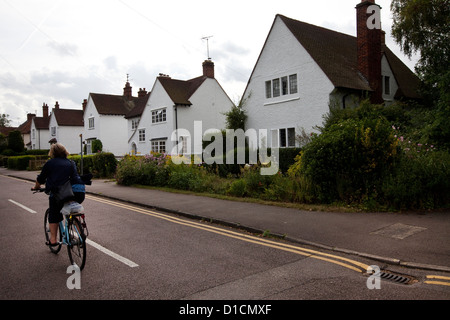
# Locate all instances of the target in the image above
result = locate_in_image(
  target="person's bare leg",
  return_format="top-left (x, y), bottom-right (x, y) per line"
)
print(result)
top-left (49, 223), bottom-right (59, 244)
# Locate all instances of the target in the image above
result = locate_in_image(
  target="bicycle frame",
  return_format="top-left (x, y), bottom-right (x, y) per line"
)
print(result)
top-left (59, 215), bottom-right (85, 247)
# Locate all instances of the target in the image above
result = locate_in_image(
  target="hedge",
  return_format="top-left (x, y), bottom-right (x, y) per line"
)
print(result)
top-left (69, 152), bottom-right (117, 178)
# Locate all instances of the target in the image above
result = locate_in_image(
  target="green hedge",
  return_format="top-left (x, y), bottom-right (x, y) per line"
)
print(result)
top-left (69, 152), bottom-right (117, 178)
top-left (7, 155), bottom-right (37, 170)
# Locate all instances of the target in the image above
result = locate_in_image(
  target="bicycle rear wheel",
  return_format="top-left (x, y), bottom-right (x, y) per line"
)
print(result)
top-left (44, 209), bottom-right (62, 254)
top-left (67, 217), bottom-right (86, 270)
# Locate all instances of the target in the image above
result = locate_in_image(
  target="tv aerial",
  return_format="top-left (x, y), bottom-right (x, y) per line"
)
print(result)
top-left (201, 35), bottom-right (213, 60)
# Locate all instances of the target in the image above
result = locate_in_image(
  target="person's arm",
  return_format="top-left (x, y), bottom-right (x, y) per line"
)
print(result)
top-left (33, 161), bottom-right (50, 190)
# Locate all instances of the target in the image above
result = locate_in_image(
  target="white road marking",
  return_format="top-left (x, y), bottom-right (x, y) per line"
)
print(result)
top-left (86, 239), bottom-right (139, 268)
top-left (8, 199), bottom-right (36, 213)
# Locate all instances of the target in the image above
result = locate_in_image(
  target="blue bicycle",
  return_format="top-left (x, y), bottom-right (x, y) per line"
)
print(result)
top-left (34, 189), bottom-right (88, 270)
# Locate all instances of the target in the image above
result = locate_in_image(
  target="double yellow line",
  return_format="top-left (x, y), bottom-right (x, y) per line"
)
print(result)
top-left (86, 195), bottom-right (370, 274)
top-left (425, 275), bottom-right (450, 287)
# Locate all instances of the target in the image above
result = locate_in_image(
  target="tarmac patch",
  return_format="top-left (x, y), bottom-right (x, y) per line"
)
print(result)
top-left (370, 223), bottom-right (427, 240)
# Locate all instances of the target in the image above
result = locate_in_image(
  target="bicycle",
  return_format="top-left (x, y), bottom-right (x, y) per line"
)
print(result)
top-left (33, 188), bottom-right (88, 270)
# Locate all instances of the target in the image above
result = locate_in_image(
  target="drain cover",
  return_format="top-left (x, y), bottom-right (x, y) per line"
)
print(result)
top-left (379, 270), bottom-right (414, 285)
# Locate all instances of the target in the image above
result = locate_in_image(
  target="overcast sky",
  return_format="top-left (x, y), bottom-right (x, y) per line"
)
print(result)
top-left (0, 0), bottom-right (418, 127)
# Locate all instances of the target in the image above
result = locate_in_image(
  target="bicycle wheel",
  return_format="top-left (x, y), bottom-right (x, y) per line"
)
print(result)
top-left (67, 217), bottom-right (86, 270)
top-left (44, 209), bottom-right (62, 254)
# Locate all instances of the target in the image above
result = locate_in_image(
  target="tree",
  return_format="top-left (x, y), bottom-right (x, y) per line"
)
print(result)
top-left (8, 130), bottom-right (24, 153)
top-left (391, 0), bottom-right (450, 149)
top-left (91, 139), bottom-right (103, 153)
top-left (223, 96), bottom-right (248, 130)
top-left (0, 114), bottom-right (11, 127)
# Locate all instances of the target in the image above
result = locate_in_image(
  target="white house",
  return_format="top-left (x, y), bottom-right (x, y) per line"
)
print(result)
top-left (30, 103), bottom-right (50, 150)
top-left (242, 0), bottom-right (421, 149)
top-left (48, 102), bottom-right (84, 154)
top-left (126, 60), bottom-right (233, 156)
top-left (83, 81), bottom-right (149, 156)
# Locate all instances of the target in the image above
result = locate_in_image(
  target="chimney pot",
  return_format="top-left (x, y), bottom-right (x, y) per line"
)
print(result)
top-left (138, 88), bottom-right (147, 98)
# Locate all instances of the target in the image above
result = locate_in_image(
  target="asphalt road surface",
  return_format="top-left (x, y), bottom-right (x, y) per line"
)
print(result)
top-left (1, 174), bottom-right (449, 310)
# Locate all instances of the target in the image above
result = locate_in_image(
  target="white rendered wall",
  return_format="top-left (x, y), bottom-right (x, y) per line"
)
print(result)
top-left (243, 16), bottom-right (335, 148)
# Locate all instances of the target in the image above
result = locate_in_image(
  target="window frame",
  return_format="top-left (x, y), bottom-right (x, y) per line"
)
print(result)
top-left (152, 108), bottom-right (167, 124)
top-left (151, 139), bottom-right (166, 153)
top-left (265, 74), bottom-right (298, 100)
top-left (138, 129), bottom-right (146, 142)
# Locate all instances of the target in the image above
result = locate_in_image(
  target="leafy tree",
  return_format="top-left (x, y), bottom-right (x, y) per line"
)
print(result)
top-left (391, 0), bottom-right (450, 149)
top-left (91, 139), bottom-right (103, 153)
top-left (8, 130), bottom-right (24, 153)
top-left (224, 96), bottom-right (248, 130)
top-left (0, 114), bottom-right (11, 127)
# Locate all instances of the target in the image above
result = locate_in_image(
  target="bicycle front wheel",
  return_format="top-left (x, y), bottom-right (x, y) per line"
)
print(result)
top-left (67, 217), bottom-right (86, 270)
top-left (44, 209), bottom-right (62, 254)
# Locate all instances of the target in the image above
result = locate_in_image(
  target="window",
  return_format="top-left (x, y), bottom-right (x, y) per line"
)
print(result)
top-left (265, 81), bottom-right (272, 98)
top-left (138, 129), bottom-right (145, 142)
top-left (281, 76), bottom-right (288, 95)
top-left (51, 127), bottom-right (56, 136)
top-left (384, 76), bottom-right (390, 95)
top-left (272, 78), bottom-right (280, 97)
top-left (180, 136), bottom-right (188, 154)
top-left (88, 117), bottom-right (95, 129)
top-left (151, 140), bottom-right (166, 153)
top-left (289, 74), bottom-right (298, 94)
top-left (279, 128), bottom-right (296, 148)
top-left (265, 74), bottom-right (298, 99)
top-left (32, 129), bottom-right (35, 139)
top-left (152, 108), bottom-right (166, 123)
top-left (132, 118), bottom-right (139, 130)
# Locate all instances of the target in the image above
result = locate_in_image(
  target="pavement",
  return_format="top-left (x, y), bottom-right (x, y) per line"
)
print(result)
top-left (2, 167), bottom-right (450, 273)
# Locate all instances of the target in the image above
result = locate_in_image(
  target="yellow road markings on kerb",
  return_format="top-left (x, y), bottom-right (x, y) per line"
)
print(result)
top-left (425, 275), bottom-right (450, 287)
top-left (86, 195), bottom-right (370, 273)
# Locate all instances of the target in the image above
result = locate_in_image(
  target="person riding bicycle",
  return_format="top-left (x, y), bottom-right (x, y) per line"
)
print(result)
top-left (32, 143), bottom-right (87, 246)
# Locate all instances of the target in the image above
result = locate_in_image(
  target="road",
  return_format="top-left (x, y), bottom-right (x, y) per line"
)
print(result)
top-left (1, 174), bottom-right (449, 308)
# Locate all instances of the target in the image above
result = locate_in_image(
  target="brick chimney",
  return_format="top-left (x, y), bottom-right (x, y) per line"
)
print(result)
top-left (123, 81), bottom-right (132, 100)
top-left (356, 0), bottom-right (383, 103)
top-left (82, 99), bottom-right (87, 112)
top-left (27, 113), bottom-right (36, 122)
top-left (138, 88), bottom-right (147, 98)
top-left (202, 59), bottom-right (215, 78)
top-left (54, 101), bottom-right (60, 110)
top-left (42, 103), bottom-right (48, 118)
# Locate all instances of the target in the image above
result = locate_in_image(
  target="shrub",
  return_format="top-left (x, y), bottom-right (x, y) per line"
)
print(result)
top-left (7, 155), bottom-right (35, 170)
top-left (115, 153), bottom-right (170, 186)
top-left (228, 179), bottom-right (247, 197)
top-left (7, 130), bottom-right (24, 153)
top-left (295, 116), bottom-right (398, 203)
top-left (382, 149), bottom-right (450, 209)
top-left (167, 164), bottom-right (203, 191)
top-left (69, 152), bottom-right (117, 178)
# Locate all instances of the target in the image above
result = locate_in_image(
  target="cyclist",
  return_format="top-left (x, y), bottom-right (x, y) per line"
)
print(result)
top-left (32, 143), bottom-right (85, 246)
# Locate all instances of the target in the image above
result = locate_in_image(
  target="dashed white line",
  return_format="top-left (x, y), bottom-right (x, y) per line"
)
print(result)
top-left (8, 199), bottom-right (37, 213)
top-left (8, 198), bottom-right (138, 268)
top-left (86, 239), bottom-right (139, 268)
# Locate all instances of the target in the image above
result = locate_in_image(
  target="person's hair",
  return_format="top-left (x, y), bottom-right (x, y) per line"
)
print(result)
top-left (48, 143), bottom-right (69, 158)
